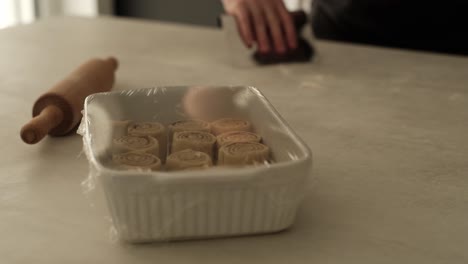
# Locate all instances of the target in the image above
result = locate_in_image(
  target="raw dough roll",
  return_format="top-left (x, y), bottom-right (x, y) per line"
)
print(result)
top-left (111, 120), bottom-right (131, 139)
top-left (171, 131), bottom-right (216, 158)
top-left (128, 122), bottom-right (167, 160)
top-left (216, 131), bottom-right (262, 147)
top-left (211, 118), bottom-right (252, 135)
top-left (113, 135), bottom-right (159, 157)
top-left (218, 142), bottom-right (269, 166)
top-left (113, 152), bottom-right (161, 171)
top-left (169, 119), bottom-right (211, 137)
top-left (166, 149), bottom-right (213, 171)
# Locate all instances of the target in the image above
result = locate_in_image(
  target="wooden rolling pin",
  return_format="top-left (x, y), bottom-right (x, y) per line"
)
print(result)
top-left (20, 57), bottom-right (118, 144)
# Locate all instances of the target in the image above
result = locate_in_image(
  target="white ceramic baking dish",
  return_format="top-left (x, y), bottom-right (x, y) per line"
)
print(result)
top-left (81, 86), bottom-right (312, 243)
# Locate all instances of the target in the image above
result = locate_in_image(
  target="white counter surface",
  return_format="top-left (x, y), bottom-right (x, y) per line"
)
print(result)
top-left (0, 17), bottom-right (467, 263)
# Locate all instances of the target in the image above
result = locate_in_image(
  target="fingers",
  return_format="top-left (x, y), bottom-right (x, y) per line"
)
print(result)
top-left (245, 1), bottom-right (271, 53)
top-left (231, 2), bottom-right (254, 48)
top-left (274, 0), bottom-right (297, 49)
top-left (263, 3), bottom-right (287, 53)
top-left (222, 0), bottom-right (297, 54)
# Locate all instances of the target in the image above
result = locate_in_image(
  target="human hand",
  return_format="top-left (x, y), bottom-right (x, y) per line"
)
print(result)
top-left (222, 0), bottom-right (297, 54)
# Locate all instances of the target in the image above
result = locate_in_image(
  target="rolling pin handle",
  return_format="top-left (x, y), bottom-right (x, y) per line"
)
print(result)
top-left (20, 105), bottom-right (64, 144)
top-left (106, 57), bottom-right (118, 70)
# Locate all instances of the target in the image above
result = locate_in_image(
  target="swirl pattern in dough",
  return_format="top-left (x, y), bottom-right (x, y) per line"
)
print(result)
top-left (166, 149), bottom-right (213, 171)
top-left (171, 131), bottom-right (216, 158)
top-left (211, 118), bottom-right (251, 135)
top-left (218, 142), bottom-right (269, 166)
top-left (113, 152), bottom-right (161, 170)
top-left (217, 131), bottom-right (261, 147)
top-left (113, 135), bottom-right (159, 157)
top-left (128, 122), bottom-right (166, 160)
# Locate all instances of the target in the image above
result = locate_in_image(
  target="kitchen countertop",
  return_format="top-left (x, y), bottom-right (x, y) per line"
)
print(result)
top-left (0, 16), bottom-right (467, 263)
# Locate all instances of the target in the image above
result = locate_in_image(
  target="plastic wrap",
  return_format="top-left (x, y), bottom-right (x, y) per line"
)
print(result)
top-left (78, 86), bottom-right (312, 243)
